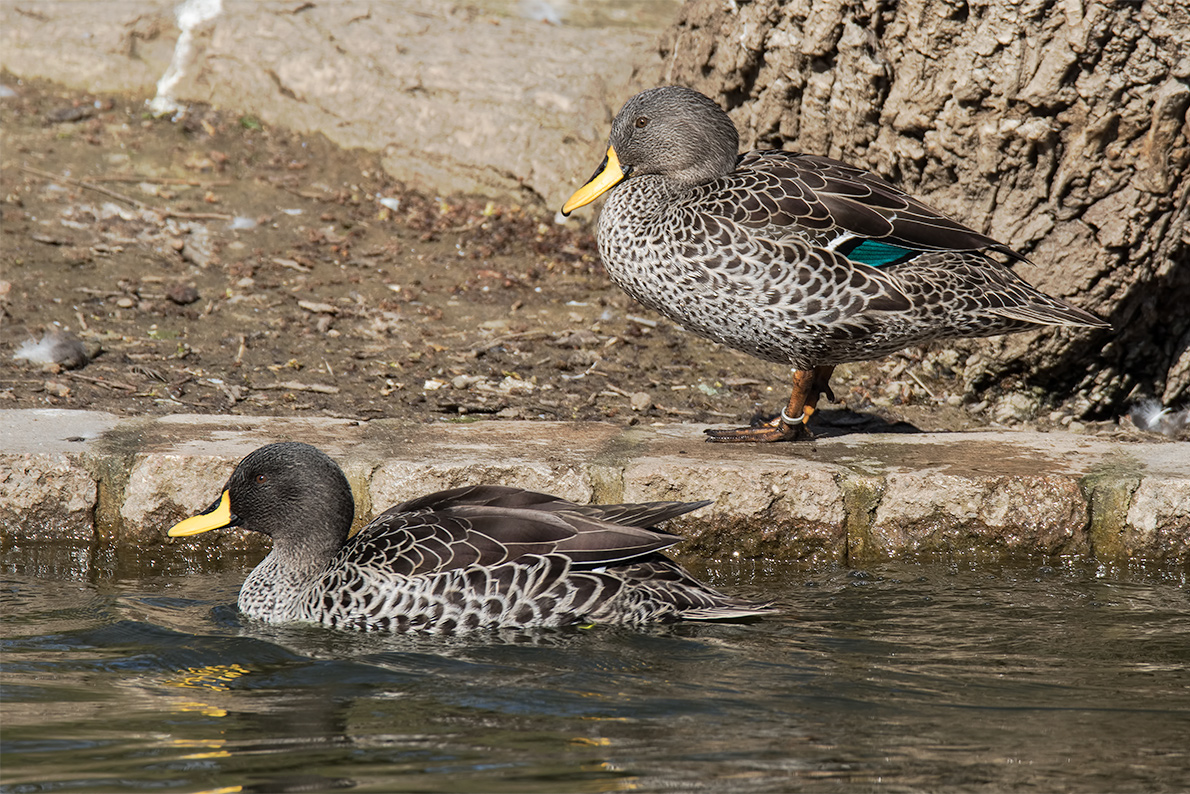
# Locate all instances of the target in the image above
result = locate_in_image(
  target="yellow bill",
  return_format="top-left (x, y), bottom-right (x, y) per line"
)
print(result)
top-left (168, 491), bottom-right (234, 537)
top-left (562, 146), bottom-right (626, 215)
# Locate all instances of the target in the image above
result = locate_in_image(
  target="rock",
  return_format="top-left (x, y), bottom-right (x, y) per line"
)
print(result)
top-left (613, 427), bottom-right (849, 565)
top-left (298, 300), bottom-right (337, 315)
top-left (1123, 476), bottom-right (1190, 558)
top-left (993, 392), bottom-right (1040, 424)
top-left (868, 473), bottom-right (1089, 558)
top-left (0, 453), bottom-right (97, 542)
top-left (43, 380), bottom-right (71, 398)
top-left (121, 451), bottom-right (244, 545)
top-left (166, 284), bottom-right (200, 305)
top-left (180, 226), bottom-right (214, 267)
top-left (368, 421), bottom-right (616, 510)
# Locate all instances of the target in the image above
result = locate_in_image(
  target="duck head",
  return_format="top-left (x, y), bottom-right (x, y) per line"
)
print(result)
top-left (562, 86), bottom-right (740, 214)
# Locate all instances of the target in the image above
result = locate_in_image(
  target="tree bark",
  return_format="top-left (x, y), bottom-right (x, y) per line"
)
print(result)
top-left (660, 0), bottom-right (1190, 414)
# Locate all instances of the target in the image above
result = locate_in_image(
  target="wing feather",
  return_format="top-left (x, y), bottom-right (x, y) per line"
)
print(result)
top-left (341, 488), bottom-right (707, 576)
top-left (728, 151), bottom-right (1022, 261)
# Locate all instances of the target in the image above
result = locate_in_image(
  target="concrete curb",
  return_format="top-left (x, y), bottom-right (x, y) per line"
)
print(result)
top-left (2, 409), bottom-right (1188, 564)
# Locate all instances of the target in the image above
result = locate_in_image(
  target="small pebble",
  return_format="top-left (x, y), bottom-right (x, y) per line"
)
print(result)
top-left (554, 330), bottom-right (600, 349)
top-left (228, 216), bottom-right (258, 231)
top-left (495, 376), bottom-right (533, 394)
top-left (992, 392), bottom-right (1039, 424)
top-left (43, 380), bottom-right (71, 398)
top-left (298, 300), bottom-right (337, 314)
top-left (167, 284), bottom-right (201, 305)
top-left (630, 391), bottom-right (651, 411)
top-left (45, 105), bottom-right (95, 123)
top-left (181, 228), bottom-right (215, 267)
top-left (116, 297), bottom-right (136, 309)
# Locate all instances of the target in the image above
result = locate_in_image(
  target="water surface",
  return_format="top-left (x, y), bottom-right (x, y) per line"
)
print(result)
top-left (3, 543), bottom-right (1189, 793)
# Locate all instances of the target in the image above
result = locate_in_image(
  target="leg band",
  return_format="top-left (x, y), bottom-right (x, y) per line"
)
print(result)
top-left (780, 408), bottom-right (806, 426)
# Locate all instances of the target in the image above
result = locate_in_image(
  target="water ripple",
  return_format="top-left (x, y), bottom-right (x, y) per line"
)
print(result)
top-left (2, 560), bottom-right (1189, 793)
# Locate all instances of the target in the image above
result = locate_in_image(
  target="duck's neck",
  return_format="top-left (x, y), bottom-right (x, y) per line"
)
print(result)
top-left (238, 542), bottom-right (337, 622)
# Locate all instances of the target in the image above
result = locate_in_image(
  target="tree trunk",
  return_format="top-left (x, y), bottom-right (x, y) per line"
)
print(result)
top-left (659, 0), bottom-right (1190, 415)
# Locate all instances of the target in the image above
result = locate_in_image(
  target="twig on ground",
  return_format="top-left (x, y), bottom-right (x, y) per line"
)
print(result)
top-left (908, 370), bottom-right (937, 401)
top-left (468, 330), bottom-right (550, 355)
top-left (19, 164), bottom-right (234, 220)
top-left (255, 381), bottom-right (341, 394)
top-left (94, 174), bottom-right (232, 187)
top-left (20, 164), bottom-right (148, 208)
top-left (62, 371), bottom-right (138, 391)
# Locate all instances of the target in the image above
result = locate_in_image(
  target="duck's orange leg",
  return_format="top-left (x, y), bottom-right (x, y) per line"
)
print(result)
top-left (705, 366), bottom-right (836, 443)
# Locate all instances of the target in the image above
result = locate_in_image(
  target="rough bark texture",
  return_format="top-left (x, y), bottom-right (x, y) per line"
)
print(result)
top-left (660, 0), bottom-right (1190, 414)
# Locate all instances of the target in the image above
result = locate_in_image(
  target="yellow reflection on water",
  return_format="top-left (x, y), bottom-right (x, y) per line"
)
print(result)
top-left (159, 663), bottom-right (251, 720)
top-left (164, 663), bottom-right (252, 690)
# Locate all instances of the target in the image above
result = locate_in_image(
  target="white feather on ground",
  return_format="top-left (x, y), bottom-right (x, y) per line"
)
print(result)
top-left (1129, 399), bottom-right (1190, 439)
top-left (12, 329), bottom-right (90, 369)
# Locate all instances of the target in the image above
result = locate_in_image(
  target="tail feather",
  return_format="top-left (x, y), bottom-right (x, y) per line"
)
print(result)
top-left (570, 499), bottom-right (712, 528)
top-left (992, 300), bottom-right (1108, 328)
top-left (681, 601), bottom-right (778, 621)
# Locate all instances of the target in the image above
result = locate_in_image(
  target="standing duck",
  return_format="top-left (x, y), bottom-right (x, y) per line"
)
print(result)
top-left (562, 86), bottom-right (1108, 442)
top-left (168, 442), bottom-right (771, 632)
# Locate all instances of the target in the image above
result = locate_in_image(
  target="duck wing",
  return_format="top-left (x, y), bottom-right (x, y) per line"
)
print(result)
top-left (725, 151), bottom-right (1021, 265)
top-left (341, 486), bottom-right (703, 577)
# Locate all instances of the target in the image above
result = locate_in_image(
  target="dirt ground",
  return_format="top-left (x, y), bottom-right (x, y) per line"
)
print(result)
top-left (0, 77), bottom-right (1147, 438)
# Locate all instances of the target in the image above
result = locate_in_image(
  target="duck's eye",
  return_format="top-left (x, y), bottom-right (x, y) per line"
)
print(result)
top-left (255, 473), bottom-right (268, 484)
top-left (635, 116), bottom-right (649, 129)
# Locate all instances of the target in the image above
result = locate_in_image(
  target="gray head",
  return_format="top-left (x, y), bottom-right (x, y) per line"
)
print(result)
top-left (609, 86), bottom-right (740, 189)
top-left (165, 441), bottom-right (357, 570)
top-left (222, 441), bottom-right (355, 549)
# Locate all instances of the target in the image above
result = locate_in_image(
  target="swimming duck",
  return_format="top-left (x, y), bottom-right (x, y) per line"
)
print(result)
top-left (168, 442), bottom-right (771, 632)
top-left (562, 86), bottom-right (1108, 442)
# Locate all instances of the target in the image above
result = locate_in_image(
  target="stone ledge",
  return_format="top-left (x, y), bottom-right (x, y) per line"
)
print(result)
top-left (1, 409), bottom-right (1187, 564)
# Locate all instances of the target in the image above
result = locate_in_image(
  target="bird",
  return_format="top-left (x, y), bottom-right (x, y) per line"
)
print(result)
top-left (167, 441), bottom-right (772, 632)
top-left (562, 85), bottom-right (1109, 442)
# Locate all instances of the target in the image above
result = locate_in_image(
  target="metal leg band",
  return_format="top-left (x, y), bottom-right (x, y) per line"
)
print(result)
top-left (780, 408), bottom-right (806, 426)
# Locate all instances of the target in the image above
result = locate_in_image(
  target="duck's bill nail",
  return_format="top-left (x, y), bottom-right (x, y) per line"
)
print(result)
top-left (562, 146), bottom-right (625, 215)
top-left (168, 491), bottom-right (234, 537)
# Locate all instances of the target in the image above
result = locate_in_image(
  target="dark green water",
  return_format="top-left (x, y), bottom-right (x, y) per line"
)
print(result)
top-left (3, 543), bottom-right (1189, 793)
